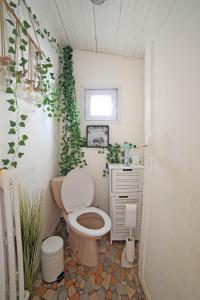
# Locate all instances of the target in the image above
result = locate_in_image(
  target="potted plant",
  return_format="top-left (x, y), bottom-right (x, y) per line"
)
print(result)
top-left (19, 188), bottom-right (42, 291)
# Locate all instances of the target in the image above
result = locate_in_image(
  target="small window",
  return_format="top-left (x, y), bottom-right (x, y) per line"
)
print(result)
top-left (84, 88), bottom-right (118, 121)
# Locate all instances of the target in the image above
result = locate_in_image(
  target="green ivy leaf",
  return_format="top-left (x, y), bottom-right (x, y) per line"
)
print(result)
top-left (6, 19), bottom-right (14, 26)
top-left (8, 46), bottom-right (16, 54)
top-left (8, 128), bottom-right (16, 134)
top-left (22, 134), bottom-right (28, 141)
top-left (19, 44), bottom-right (26, 51)
top-left (19, 121), bottom-right (25, 127)
top-left (48, 113), bottom-right (52, 117)
top-left (22, 27), bottom-right (28, 36)
top-left (19, 57), bottom-right (28, 67)
top-left (19, 140), bottom-right (25, 146)
top-left (6, 87), bottom-right (14, 94)
top-left (20, 114), bottom-right (27, 120)
top-left (8, 142), bottom-right (15, 148)
top-left (18, 152), bottom-right (24, 158)
top-left (9, 66), bottom-right (15, 73)
top-left (37, 104), bottom-right (42, 108)
top-left (11, 161), bottom-right (17, 168)
top-left (2, 159), bottom-right (9, 166)
top-left (22, 38), bottom-right (28, 46)
top-left (9, 120), bottom-right (16, 127)
top-left (9, 1), bottom-right (17, 8)
top-left (8, 106), bottom-right (16, 112)
top-left (50, 73), bottom-right (55, 79)
top-left (23, 20), bottom-right (31, 29)
top-left (8, 148), bottom-right (15, 154)
top-left (12, 28), bottom-right (18, 36)
top-left (7, 99), bottom-right (15, 105)
top-left (9, 37), bottom-right (15, 44)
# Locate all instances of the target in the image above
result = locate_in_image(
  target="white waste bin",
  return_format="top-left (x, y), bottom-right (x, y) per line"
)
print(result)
top-left (41, 236), bottom-right (64, 283)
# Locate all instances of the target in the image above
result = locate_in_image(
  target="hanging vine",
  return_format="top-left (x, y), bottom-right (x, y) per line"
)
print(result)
top-left (1, 0), bottom-right (85, 173)
top-left (0, 0), bottom-right (60, 169)
top-left (98, 142), bottom-right (137, 176)
top-left (58, 46), bottom-right (87, 175)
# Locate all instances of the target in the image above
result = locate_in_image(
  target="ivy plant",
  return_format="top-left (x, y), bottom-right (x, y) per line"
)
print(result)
top-left (99, 142), bottom-right (136, 176)
top-left (58, 47), bottom-right (87, 175)
top-left (1, 0), bottom-right (60, 169)
top-left (2, 16), bottom-right (30, 169)
top-left (1, 1), bottom-right (86, 173)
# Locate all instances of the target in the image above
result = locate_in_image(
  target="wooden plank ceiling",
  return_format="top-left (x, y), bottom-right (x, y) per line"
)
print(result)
top-left (30, 0), bottom-right (175, 59)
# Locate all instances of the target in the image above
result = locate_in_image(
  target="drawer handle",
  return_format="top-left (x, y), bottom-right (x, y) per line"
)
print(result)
top-left (119, 195), bottom-right (128, 198)
top-left (123, 169), bottom-right (133, 171)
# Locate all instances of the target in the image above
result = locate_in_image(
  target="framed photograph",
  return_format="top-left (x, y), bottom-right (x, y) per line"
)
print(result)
top-left (86, 125), bottom-right (109, 148)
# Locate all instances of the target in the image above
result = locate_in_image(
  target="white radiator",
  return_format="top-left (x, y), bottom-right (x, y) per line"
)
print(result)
top-left (0, 169), bottom-right (29, 300)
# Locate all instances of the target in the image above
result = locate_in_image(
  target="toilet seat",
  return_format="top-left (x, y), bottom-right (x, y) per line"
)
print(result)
top-left (68, 207), bottom-right (111, 238)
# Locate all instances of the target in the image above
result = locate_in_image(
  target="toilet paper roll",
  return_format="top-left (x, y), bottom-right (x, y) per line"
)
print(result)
top-left (125, 203), bottom-right (137, 228)
top-left (125, 236), bottom-right (135, 263)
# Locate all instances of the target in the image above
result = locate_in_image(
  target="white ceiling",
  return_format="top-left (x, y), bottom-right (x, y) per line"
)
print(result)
top-left (32, 0), bottom-right (175, 59)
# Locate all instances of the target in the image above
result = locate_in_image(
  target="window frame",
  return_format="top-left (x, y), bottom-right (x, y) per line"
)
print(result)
top-left (81, 86), bottom-right (121, 124)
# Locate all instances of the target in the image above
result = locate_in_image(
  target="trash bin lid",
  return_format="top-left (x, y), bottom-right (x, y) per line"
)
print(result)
top-left (42, 236), bottom-right (63, 255)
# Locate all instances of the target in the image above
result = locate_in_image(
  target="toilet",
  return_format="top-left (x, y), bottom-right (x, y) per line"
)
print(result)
top-left (51, 168), bottom-right (111, 267)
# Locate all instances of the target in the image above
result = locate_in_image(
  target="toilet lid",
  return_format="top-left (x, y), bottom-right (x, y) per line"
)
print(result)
top-left (61, 168), bottom-right (94, 212)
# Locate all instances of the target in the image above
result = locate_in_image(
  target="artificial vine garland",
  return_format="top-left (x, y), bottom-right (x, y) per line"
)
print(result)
top-left (0, 1), bottom-right (86, 174)
top-left (99, 142), bottom-right (136, 176)
top-left (58, 47), bottom-right (87, 175)
top-left (0, 0), bottom-right (60, 169)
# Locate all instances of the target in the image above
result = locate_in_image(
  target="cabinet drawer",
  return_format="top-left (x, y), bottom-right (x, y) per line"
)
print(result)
top-left (111, 169), bottom-right (143, 193)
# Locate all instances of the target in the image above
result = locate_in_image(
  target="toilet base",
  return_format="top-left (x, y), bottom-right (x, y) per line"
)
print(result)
top-left (68, 227), bottom-right (99, 267)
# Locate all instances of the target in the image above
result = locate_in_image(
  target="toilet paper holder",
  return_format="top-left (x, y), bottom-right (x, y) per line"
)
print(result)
top-left (121, 204), bottom-right (137, 268)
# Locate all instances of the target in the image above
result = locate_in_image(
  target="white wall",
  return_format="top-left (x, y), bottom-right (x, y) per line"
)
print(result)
top-left (73, 50), bottom-right (144, 212)
top-left (140, 1), bottom-right (200, 299)
top-left (0, 2), bottom-right (60, 238)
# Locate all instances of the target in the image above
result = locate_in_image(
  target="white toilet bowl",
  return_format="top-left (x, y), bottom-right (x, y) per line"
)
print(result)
top-left (51, 168), bottom-right (111, 266)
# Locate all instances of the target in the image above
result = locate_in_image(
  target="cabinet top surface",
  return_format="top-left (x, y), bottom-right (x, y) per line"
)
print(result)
top-left (108, 164), bottom-right (144, 170)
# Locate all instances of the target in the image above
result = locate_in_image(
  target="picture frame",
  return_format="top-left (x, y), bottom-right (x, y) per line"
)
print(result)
top-left (86, 125), bottom-right (109, 148)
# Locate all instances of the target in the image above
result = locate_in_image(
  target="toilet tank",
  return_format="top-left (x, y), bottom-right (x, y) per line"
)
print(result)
top-left (51, 176), bottom-right (65, 210)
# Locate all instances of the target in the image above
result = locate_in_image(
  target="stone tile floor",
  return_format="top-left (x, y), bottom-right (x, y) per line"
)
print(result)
top-left (30, 220), bottom-right (146, 300)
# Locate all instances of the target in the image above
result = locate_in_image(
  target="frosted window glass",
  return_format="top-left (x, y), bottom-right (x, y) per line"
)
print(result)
top-left (84, 88), bottom-right (118, 122)
top-left (90, 95), bottom-right (113, 116)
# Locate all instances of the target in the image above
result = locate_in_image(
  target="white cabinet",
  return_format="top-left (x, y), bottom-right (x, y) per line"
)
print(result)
top-left (109, 164), bottom-right (144, 242)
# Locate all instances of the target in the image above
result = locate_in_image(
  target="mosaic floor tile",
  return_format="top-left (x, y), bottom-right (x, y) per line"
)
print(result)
top-left (68, 285), bottom-right (76, 297)
top-left (80, 294), bottom-right (89, 300)
top-left (89, 275), bottom-right (95, 289)
top-left (101, 274), bottom-right (111, 290)
top-left (30, 220), bottom-right (146, 300)
top-left (42, 289), bottom-right (57, 300)
top-left (126, 286), bottom-right (136, 299)
top-left (57, 285), bottom-right (68, 299)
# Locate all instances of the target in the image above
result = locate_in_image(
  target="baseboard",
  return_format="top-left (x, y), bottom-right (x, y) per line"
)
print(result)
top-left (139, 272), bottom-right (153, 300)
top-left (42, 218), bottom-right (61, 240)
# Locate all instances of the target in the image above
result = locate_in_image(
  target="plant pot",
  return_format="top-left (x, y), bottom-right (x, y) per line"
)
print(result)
top-left (13, 70), bottom-right (28, 79)
top-left (0, 56), bottom-right (13, 66)
top-left (25, 79), bottom-right (35, 85)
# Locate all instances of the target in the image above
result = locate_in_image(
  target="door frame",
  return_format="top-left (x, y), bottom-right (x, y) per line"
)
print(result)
top-left (138, 40), bottom-right (155, 300)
